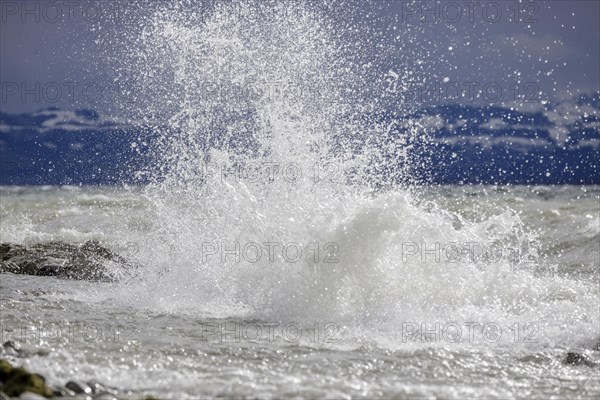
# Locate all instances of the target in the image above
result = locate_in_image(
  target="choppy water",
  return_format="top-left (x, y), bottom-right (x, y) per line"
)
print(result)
top-left (1, 185), bottom-right (599, 399)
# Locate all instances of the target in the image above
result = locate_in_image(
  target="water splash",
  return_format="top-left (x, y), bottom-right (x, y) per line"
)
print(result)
top-left (97, 1), bottom-right (598, 350)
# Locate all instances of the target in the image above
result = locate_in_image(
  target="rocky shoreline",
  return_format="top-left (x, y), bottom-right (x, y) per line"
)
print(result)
top-left (1, 356), bottom-right (159, 400)
top-left (0, 241), bottom-right (149, 398)
top-left (0, 241), bottom-right (137, 282)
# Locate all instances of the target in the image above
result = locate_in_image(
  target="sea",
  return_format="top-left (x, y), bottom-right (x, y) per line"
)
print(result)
top-left (0, 184), bottom-right (598, 399)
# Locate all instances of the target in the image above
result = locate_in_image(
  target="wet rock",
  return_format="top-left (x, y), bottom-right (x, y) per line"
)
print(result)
top-left (50, 385), bottom-right (76, 397)
top-left (2, 341), bottom-right (21, 356)
top-left (0, 359), bottom-right (54, 398)
top-left (1, 342), bottom-right (50, 358)
top-left (564, 352), bottom-right (595, 367)
top-left (0, 359), bottom-right (10, 376)
top-left (0, 240), bottom-right (138, 282)
top-left (65, 380), bottom-right (93, 395)
top-left (87, 379), bottom-right (118, 395)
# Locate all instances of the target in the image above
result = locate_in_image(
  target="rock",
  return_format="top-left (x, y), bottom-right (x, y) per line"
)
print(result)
top-left (65, 380), bottom-right (93, 395)
top-left (0, 359), bottom-right (11, 377)
top-left (2, 341), bottom-right (21, 356)
top-left (50, 385), bottom-right (76, 397)
top-left (0, 391), bottom-right (10, 400)
top-left (0, 243), bottom-right (10, 259)
top-left (0, 359), bottom-right (54, 398)
top-left (87, 379), bottom-right (118, 395)
top-left (564, 352), bottom-right (595, 367)
top-left (0, 240), bottom-right (138, 282)
top-left (1, 342), bottom-right (49, 358)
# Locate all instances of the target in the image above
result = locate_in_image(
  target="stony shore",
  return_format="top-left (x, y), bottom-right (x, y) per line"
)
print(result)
top-left (1, 356), bottom-right (159, 399)
top-left (0, 241), bottom-right (152, 398)
top-left (0, 241), bottom-right (137, 282)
